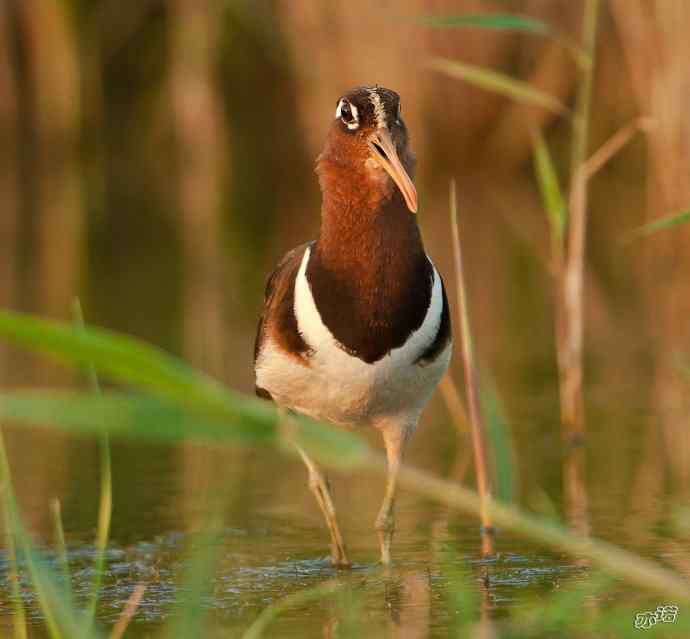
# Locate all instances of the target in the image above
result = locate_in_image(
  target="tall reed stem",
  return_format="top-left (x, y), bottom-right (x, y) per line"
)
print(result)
top-left (556, 0), bottom-right (599, 536)
top-left (449, 180), bottom-right (494, 555)
top-left (559, 0), bottom-right (600, 435)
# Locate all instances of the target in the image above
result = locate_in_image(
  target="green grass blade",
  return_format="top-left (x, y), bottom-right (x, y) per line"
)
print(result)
top-left (533, 129), bottom-right (567, 244)
top-left (0, 429), bottom-right (99, 639)
top-left (624, 210), bottom-right (690, 243)
top-left (72, 301), bottom-right (112, 631)
top-left (72, 301), bottom-right (101, 395)
top-left (0, 391), bottom-right (370, 471)
top-left (429, 58), bottom-right (568, 115)
top-left (0, 390), bottom-right (371, 469)
top-left (0, 391), bottom-right (277, 444)
top-left (49, 499), bottom-right (71, 593)
top-left (0, 310), bottom-right (232, 415)
top-left (0, 311), bottom-right (371, 468)
top-left (481, 381), bottom-right (516, 504)
top-left (421, 13), bottom-right (550, 34)
top-left (86, 431), bottom-right (111, 627)
top-left (1, 456), bottom-right (28, 639)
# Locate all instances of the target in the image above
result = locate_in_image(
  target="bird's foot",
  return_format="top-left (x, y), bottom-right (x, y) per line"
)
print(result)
top-left (330, 557), bottom-right (352, 569)
top-left (330, 547), bottom-right (352, 569)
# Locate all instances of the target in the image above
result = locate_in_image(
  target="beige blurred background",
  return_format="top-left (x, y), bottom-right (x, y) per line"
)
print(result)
top-left (1, 0), bottom-right (689, 562)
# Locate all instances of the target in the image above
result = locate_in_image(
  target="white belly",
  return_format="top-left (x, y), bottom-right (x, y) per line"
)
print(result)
top-left (255, 248), bottom-right (451, 429)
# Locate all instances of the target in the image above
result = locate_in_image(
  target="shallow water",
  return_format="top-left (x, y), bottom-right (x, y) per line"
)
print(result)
top-left (1, 399), bottom-right (689, 637)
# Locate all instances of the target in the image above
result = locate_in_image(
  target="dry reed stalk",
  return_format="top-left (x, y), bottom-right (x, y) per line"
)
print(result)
top-left (439, 374), bottom-right (471, 434)
top-left (169, 0), bottom-right (227, 379)
top-left (560, 119), bottom-right (653, 527)
top-left (0, 3), bottom-right (18, 386)
top-left (449, 180), bottom-right (494, 555)
top-left (558, 0), bottom-right (600, 437)
top-left (611, 0), bottom-right (690, 485)
top-left (554, 0), bottom-right (600, 539)
top-left (18, 0), bottom-right (83, 321)
top-left (110, 583), bottom-right (146, 639)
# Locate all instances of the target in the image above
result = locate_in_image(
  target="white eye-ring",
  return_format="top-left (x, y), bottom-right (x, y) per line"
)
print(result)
top-left (335, 99), bottom-right (359, 130)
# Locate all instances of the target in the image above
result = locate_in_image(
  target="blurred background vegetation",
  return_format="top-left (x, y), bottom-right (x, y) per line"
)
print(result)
top-left (2, 0), bottom-right (690, 636)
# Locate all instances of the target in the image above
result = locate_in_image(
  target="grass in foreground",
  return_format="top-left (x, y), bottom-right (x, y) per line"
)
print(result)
top-left (0, 310), bottom-right (688, 637)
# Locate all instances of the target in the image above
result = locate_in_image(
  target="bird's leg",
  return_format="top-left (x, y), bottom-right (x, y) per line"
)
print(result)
top-left (297, 447), bottom-right (350, 567)
top-left (376, 427), bottom-right (409, 565)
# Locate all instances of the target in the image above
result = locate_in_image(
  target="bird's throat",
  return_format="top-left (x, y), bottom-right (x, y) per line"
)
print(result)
top-left (307, 163), bottom-right (431, 363)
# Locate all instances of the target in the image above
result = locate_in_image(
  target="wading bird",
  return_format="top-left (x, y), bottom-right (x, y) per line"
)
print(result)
top-left (254, 86), bottom-right (451, 566)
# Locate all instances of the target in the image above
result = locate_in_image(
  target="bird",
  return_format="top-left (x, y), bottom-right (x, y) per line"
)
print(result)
top-left (254, 85), bottom-right (452, 567)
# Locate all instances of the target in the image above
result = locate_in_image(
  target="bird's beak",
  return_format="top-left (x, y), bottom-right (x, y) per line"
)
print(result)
top-left (367, 129), bottom-right (418, 213)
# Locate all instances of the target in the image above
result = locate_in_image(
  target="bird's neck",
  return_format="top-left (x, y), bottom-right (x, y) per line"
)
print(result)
top-left (314, 156), bottom-right (425, 271)
top-left (307, 157), bottom-right (432, 362)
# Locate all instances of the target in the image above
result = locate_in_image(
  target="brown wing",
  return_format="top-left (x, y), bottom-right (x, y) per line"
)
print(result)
top-left (254, 242), bottom-right (314, 398)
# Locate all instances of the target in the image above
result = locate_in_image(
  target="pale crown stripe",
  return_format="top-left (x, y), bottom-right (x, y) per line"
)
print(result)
top-left (367, 89), bottom-right (387, 129)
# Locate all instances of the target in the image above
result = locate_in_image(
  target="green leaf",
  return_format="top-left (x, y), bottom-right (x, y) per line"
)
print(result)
top-left (428, 58), bottom-right (568, 115)
top-left (0, 311), bottom-right (371, 469)
top-left (532, 130), bottom-right (567, 243)
top-left (421, 13), bottom-right (550, 35)
top-left (481, 380), bottom-right (516, 504)
top-left (0, 310), bottom-right (233, 417)
top-left (624, 210), bottom-right (690, 243)
top-left (0, 391), bottom-right (370, 469)
top-left (0, 391), bottom-right (277, 444)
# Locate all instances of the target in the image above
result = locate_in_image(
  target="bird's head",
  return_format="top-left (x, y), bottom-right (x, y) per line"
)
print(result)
top-left (317, 86), bottom-right (418, 213)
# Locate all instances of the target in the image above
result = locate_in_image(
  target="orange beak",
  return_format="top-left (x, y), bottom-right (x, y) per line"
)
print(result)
top-left (367, 128), bottom-right (418, 213)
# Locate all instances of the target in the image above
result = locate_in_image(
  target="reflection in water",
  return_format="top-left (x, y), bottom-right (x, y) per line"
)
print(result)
top-left (1, 381), bottom-right (688, 637)
top-left (384, 571), bottom-right (430, 639)
top-left (563, 437), bottom-right (590, 538)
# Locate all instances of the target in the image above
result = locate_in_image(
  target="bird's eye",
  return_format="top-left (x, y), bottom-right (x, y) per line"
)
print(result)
top-left (335, 99), bottom-right (359, 130)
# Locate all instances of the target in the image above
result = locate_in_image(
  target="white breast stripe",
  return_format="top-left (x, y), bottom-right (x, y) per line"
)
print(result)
top-left (294, 247), bottom-right (442, 363)
top-left (257, 246), bottom-right (450, 429)
top-left (367, 88), bottom-right (387, 129)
